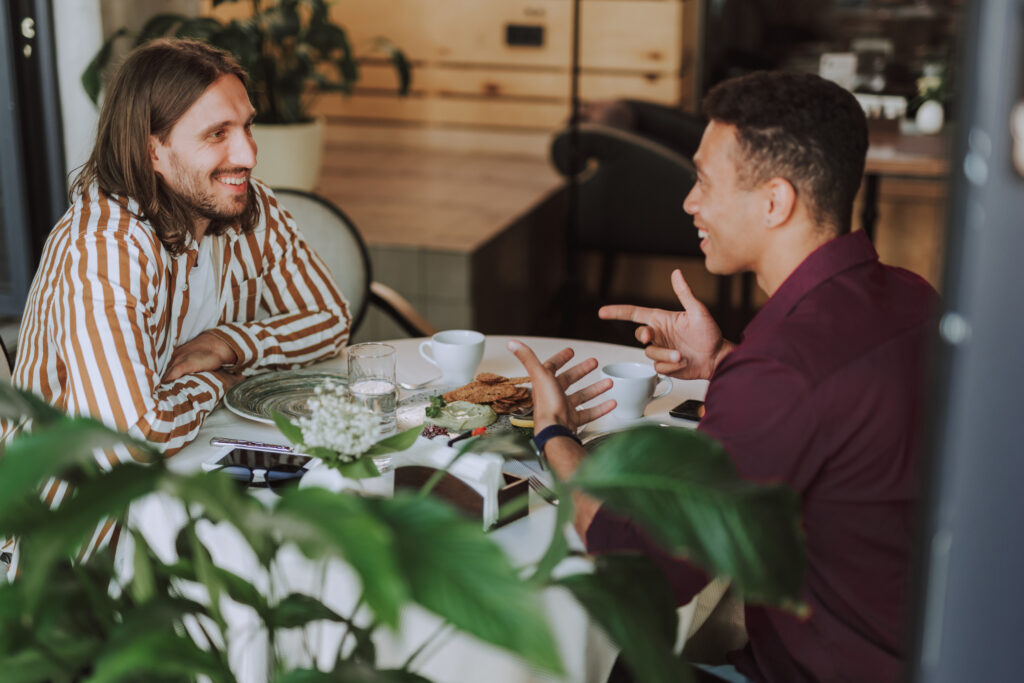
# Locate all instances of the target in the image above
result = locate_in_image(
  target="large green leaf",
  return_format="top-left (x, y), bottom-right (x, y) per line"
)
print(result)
top-left (277, 664), bottom-right (431, 683)
top-left (559, 554), bottom-right (691, 683)
top-left (87, 627), bottom-right (227, 683)
top-left (573, 426), bottom-right (807, 610)
top-left (9, 464), bottom-right (165, 614)
top-left (0, 416), bottom-right (157, 522)
top-left (0, 383), bottom-right (64, 426)
top-left (267, 592), bottom-right (351, 630)
top-left (365, 425), bottom-right (424, 456)
top-left (274, 488), bottom-right (408, 627)
top-left (366, 494), bottom-right (563, 675)
top-left (79, 27), bottom-right (129, 105)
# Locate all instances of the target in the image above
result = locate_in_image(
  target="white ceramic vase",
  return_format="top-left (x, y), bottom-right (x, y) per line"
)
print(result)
top-left (251, 118), bottom-right (326, 191)
top-left (915, 100), bottom-right (945, 135)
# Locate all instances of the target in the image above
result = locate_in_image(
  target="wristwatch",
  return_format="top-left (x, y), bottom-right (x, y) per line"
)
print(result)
top-left (532, 424), bottom-right (582, 455)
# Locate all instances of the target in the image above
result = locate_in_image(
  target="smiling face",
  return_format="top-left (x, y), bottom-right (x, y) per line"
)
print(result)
top-left (682, 120), bottom-right (768, 275)
top-left (150, 74), bottom-right (257, 231)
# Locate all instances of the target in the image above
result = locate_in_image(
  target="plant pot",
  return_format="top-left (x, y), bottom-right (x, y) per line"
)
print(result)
top-left (252, 118), bottom-right (326, 191)
top-left (915, 100), bottom-right (945, 135)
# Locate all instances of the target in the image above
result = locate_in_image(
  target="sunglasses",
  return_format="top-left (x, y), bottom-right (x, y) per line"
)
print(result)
top-left (211, 448), bottom-right (312, 493)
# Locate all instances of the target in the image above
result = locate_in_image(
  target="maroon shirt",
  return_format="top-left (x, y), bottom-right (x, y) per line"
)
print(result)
top-left (587, 230), bottom-right (937, 682)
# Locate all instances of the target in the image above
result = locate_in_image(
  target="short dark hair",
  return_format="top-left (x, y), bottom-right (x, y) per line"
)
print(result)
top-left (703, 71), bottom-right (868, 235)
top-left (70, 39), bottom-right (260, 256)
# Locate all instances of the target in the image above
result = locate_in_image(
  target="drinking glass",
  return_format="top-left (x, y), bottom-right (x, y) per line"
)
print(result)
top-left (347, 343), bottom-right (398, 448)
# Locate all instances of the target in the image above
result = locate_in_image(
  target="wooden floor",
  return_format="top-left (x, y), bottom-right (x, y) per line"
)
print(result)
top-left (315, 139), bottom-right (561, 252)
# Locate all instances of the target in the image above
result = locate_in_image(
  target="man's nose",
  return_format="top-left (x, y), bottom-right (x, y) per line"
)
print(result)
top-left (682, 184), bottom-right (699, 216)
top-left (230, 130), bottom-right (257, 168)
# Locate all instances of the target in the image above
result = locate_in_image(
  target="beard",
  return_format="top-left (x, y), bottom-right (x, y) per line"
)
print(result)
top-left (161, 151), bottom-right (250, 223)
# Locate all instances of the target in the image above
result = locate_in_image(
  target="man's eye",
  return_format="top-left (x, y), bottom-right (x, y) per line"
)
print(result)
top-left (210, 130), bottom-right (225, 140)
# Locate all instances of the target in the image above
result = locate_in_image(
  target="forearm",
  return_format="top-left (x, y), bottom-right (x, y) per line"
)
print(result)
top-left (543, 437), bottom-right (603, 540)
top-left (207, 309), bottom-right (349, 372)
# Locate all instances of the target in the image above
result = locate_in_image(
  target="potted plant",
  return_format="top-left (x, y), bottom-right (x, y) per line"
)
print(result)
top-left (0, 381), bottom-right (806, 682)
top-left (82, 0), bottom-right (411, 191)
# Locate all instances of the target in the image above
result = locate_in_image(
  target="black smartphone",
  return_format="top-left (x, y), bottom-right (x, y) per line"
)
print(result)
top-left (669, 399), bottom-right (705, 422)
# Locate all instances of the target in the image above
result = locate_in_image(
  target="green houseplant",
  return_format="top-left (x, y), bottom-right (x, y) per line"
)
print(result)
top-left (0, 380), bottom-right (807, 682)
top-left (82, 0), bottom-right (411, 190)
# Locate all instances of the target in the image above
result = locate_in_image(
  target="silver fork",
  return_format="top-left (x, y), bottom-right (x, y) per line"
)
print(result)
top-left (504, 460), bottom-right (559, 506)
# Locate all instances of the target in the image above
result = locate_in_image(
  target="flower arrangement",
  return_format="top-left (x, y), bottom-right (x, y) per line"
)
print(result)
top-left (272, 380), bottom-right (422, 478)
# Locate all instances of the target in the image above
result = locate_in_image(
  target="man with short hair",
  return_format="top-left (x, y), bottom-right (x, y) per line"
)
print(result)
top-left (510, 71), bottom-right (937, 682)
top-left (1, 39), bottom-right (350, 557)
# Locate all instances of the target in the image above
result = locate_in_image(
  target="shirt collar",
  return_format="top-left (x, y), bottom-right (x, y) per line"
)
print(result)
top-left (741, 230), bottom-right (878, 340)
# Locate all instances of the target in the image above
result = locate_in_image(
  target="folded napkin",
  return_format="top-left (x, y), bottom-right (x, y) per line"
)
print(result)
top-left (299, 437), bottom-right (506, 529)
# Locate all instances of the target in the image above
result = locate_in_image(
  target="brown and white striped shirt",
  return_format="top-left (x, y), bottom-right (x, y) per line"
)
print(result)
top-left (1, 180), bottom-right (350, 559)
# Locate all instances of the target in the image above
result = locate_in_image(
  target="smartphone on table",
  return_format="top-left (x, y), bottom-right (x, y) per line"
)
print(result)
top-left (669, 399), bottom-right (705, 422)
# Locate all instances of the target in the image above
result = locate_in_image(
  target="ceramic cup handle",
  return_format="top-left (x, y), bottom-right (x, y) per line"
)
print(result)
top-left (419, 341), bottom-right (438, 367)
top-left (653, 375), bottom-right (673, 400)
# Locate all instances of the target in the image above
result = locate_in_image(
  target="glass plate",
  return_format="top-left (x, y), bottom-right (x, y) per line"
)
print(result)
top-left (224, 370), bottom-right (348, 424)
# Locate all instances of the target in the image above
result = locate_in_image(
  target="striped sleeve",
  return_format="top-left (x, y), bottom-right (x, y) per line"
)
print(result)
top-left (208, 183), bottom-right (351, 371)
top-left (51, 200), bottom-right (227, 456)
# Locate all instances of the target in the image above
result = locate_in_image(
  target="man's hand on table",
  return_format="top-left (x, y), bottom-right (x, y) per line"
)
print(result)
top-left (163, 331), bottom-right (240, 384)
top-left (598, 269), bottom-right (734, 380)
top-left (507, 339), bottom-right (615, 537)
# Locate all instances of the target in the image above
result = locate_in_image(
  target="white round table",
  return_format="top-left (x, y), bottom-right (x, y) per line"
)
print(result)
top-left (157, 336), bottom-right (709, 682)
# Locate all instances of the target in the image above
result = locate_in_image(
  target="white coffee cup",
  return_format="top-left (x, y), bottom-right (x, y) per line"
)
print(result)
top-left (419, 330), bottom-right (485, 385)
top-left (601, 362), bottom-right (672, 419)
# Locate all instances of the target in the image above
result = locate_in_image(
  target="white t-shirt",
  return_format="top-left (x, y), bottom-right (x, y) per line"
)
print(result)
top-left (178, 236), bottom-right (221, 343)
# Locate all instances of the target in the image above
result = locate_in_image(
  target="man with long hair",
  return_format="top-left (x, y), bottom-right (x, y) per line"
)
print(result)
top-left (2, 39), bottom-right (350, 559)
top-left (511, 72), bottom-right (938, 682)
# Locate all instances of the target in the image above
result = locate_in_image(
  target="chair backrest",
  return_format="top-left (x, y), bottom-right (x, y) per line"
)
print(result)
top-left (272, 188), bottom-right (372, 335)
top-left (550, 123), bottom-right (703, 258)
top-left (1, 336), bottom-right (11, 383)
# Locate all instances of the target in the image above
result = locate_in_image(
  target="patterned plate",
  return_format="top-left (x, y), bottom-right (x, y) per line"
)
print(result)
top-left (224, 370), bottom-right (348, 424)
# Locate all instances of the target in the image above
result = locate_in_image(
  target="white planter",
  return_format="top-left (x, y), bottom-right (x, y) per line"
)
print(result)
top-left (915, 100), bottom-right (945, 135)
top-left (252, 118), bottom-right (326, 191)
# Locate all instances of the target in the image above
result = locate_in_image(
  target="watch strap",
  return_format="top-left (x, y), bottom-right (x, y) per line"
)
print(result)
top-left (532, 424), bottom-right (582, 454)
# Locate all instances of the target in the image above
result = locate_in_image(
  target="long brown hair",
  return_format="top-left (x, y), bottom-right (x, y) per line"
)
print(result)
top-left (70, 39), bottom-right (260, 256)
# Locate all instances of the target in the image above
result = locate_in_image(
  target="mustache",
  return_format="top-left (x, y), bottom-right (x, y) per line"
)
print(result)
top-left (212, 167), bottom-right (251, 177)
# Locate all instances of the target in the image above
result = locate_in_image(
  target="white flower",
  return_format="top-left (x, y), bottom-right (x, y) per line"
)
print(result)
top-left (296, 381), bottom-right (378, 462)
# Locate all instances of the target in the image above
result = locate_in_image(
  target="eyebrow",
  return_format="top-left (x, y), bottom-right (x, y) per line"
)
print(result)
top-left (200, 112), bottom-right (257, 138)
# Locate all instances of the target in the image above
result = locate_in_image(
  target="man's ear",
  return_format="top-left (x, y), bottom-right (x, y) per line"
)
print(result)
top-left (149, 136), bottom-right (165, 176)
top-left (764, 177), bottom-right (797, 228)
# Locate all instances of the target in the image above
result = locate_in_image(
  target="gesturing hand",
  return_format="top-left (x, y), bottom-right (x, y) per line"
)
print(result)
top-left (506, 340), bottom-right (615, 433)
top-left (598, 269), bottom-right (733, 380)
top-left (163, 331), bottom-right (238, 383)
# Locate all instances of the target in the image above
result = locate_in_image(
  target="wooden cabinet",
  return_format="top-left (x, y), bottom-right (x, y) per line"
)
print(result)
top-left (318, 0), bottom-right (696, 133)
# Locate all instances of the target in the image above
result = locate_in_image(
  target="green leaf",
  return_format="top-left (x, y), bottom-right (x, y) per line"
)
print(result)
top-left (364, 425), bottom-right (423, 456)
top-left (174, 16), bottom-right (227, 42)
top-left (277, 664), bottom-right (431, 683)
top-left (135, 12), bottom-right (188, 44)
top-left (367, 494), bottom-right (563, 675)
top-left (273, 410), bottom-right (305, 445)
top-left (130, 531), bottom-right (156, 604)
top-left (79, 27), bottom-right (129, 105)
top-left (274, 488), bottom-right (408, 627)
top-left (389, 48), bottom-right (412, 95)
top-left (573, 426), bottom-right (807, 610)
top-left (87, 628), bottom-right (226, 683)
top-left (267, 592), bottom-right (352, 630)
top-left (333, 456), bottom-right (381, 479)
top-left (0, 648), bottom-right (74, 682)
top-left (559, 554), bottom-right (692, 683)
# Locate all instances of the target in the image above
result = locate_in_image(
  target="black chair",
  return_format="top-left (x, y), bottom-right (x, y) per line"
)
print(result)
top-left (550, 119), bottom-right (756, 339)
top-left (1, 335), bottom-right (11, 383)
top-left (272, 189), bottom-right (436, 338)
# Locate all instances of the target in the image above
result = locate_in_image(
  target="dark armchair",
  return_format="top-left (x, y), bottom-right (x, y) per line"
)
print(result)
top-left (550, 114), bottom-right (755, 337)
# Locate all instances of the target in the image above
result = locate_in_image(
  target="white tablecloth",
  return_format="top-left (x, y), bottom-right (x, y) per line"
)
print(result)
top-left (136, 336), bottom-right (708, 682)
